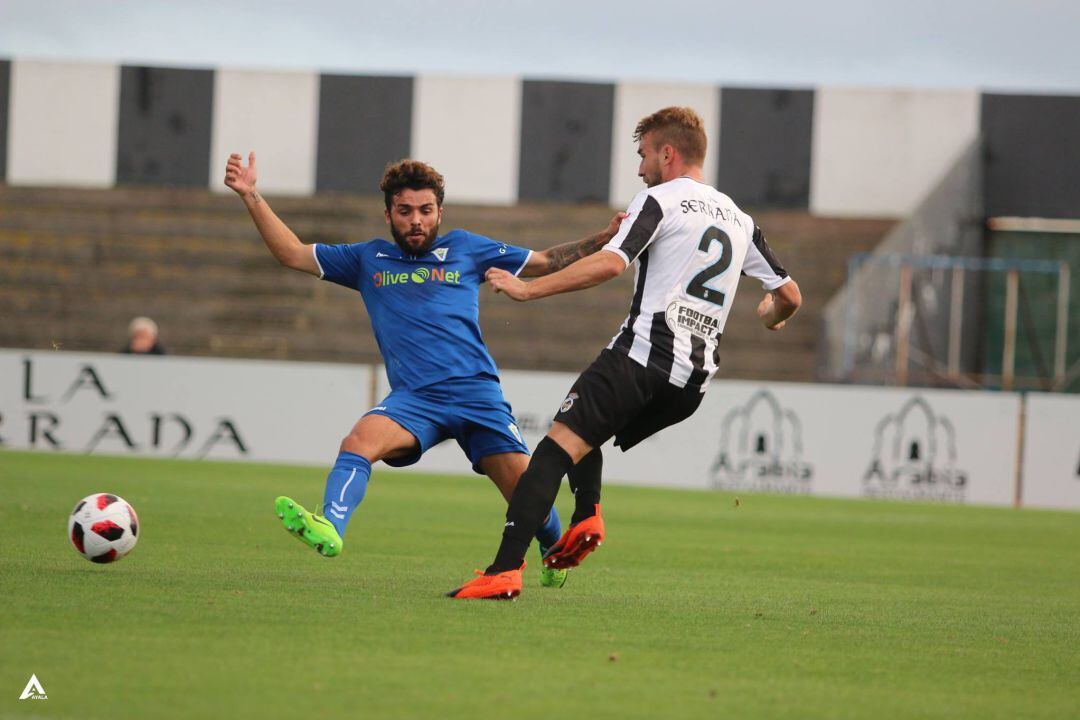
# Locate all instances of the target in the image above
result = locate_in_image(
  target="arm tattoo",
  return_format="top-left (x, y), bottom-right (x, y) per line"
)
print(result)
top-left (543, 231), bottom-right (609, 273)
top-left (246, 190), bottom-right (263, 206)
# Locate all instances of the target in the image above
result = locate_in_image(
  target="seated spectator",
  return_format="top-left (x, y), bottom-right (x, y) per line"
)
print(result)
top-left (122, 316), bottom-right (167, 355)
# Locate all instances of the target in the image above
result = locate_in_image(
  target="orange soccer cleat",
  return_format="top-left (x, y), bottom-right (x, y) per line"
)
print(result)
top-left (542, 505), bottom-right (605, 570)
top-left (446, 563), bottom-right (525, 600)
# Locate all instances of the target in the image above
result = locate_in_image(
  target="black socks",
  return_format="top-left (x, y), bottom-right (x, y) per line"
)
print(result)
top-left (568, 447), bottom-right (603, 525)
top-left (488, 437), bottom-right (573, 573)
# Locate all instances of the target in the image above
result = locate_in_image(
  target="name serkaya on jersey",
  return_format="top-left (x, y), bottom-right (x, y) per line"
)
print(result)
top-left (602, 177), bottom-right (791, 391)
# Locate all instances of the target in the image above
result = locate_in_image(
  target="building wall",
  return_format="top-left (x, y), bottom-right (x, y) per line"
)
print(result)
top-left (316, 74), bottom-right (413, 194)
top-left (210, 69), bottom-right (320, 196)
top-left (411, 75), bottom-right (521, 205)
top-left (8, 60), bottom-right (120, 187)
top-left (0, 60), bottom-right (9, 182)
top-left (810, 88), bottom-right (980, 217)
top-left (518, 80), bottom-right (614, 204)
top-left (719, 87), bottom-right (813, 210)
top-left (982, 93), bottom-right (1080, 219)
top-left (2, 57), bottom-right (1079, 219)
top-left (116, 66), bottom-right (214, 187)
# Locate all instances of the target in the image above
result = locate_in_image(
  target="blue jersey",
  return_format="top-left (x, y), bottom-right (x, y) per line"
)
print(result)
top-left (314, 229), bottom-right (531, 391)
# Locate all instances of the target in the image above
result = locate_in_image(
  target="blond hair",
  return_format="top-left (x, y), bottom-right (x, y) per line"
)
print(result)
top-left (633, 107), bottom-right (707, 166)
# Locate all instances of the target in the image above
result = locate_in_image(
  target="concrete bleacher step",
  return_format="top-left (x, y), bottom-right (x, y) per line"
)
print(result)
top-left (0, 185), bottom-right (892, 382)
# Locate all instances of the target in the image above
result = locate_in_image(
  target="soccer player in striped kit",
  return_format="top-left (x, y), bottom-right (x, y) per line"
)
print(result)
top-left (449, 107), bottom-right (802, 599)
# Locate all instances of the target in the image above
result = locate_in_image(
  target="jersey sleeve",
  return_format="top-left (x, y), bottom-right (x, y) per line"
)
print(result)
top-left (740, 226), bottom-right (791, 290)
top-left (313, 242), bottom-right (366, 288)
top-left (469, 232), bottom-right (532, 277)
top-left (603, 190), bottom-right (664, 266)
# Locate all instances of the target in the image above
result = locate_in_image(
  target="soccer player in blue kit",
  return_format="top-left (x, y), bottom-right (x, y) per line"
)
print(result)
top-left (224, 153), bottom-right (624, 587)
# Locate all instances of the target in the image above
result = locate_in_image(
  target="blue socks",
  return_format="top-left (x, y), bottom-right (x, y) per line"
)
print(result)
top-left (535, 505), bottom-right (562, 555)
top-left (322, 451), bottom-right (371, 537)
top-left (320, 449), bottom-right (560, 549)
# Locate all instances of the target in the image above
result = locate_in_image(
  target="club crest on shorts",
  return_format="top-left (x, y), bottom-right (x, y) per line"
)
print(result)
top-left (559, 392), bottom-right (579, 413)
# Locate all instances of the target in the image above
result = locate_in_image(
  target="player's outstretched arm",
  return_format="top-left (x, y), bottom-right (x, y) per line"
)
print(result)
top-left (224, 152), bottom-right (319, 276)
top-left (756, 280), bottom-right (802, 330)
top-left (519, 212), bottom-right (628, 278)
top-left (486, 250), bottom-right (626, 302)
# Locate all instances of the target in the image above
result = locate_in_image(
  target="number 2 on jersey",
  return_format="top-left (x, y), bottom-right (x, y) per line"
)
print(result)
top-left (686, 226), bottom-right (733, 307)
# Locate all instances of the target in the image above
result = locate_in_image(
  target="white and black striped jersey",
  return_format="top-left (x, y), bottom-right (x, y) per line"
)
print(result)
top-left (602, 177), bottom-right (792, 391)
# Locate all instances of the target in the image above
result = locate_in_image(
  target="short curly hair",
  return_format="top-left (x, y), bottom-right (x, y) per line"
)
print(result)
top-left (633, 107), bottom-right (707, 166)
top-left (380, 160), bottom-right (446, 209)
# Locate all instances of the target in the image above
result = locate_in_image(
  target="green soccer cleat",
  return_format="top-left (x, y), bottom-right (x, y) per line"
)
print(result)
top-left (539, 565), bottom-right (568, 588)
top-left (275, 496), bottom-right (343, 557)
top-left (537, 545), bottom-right (568, 588)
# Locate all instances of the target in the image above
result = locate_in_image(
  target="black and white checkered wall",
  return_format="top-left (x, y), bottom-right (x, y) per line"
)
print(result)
top-left (1, 59), bottom-right (1078, 218)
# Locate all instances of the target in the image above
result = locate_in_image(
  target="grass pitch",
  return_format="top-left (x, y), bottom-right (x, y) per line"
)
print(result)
top-left (1, 450), bottom-right (1078, 720)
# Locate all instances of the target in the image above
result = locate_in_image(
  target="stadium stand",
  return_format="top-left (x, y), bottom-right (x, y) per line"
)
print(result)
top-left (3, 60), bottom-right (1077, 388)
top-left (0, 185), bottom-right (892, 381)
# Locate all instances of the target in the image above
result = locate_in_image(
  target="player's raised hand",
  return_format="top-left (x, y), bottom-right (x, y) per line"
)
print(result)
top-left (604, 211), bottom-right (629, 238)
top-left (485, 267), bottom-right (531, 301)
top-left (224, 152), bottom-right (258, 196)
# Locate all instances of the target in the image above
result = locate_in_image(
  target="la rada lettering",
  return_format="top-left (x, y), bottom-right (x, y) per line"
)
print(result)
top-left (2, 358), bottom-right (247, 457)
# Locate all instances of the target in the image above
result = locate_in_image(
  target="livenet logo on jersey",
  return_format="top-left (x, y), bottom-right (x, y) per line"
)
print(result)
top-left (373, 267), bottom-right (461, 288)
top-left (863, 396), bottom-right (968, 501)
top-left (709, 389), bottom-right (813, 493)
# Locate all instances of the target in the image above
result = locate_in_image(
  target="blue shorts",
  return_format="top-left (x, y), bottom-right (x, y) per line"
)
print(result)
top-left (365, 376), bottom-right (529, 474)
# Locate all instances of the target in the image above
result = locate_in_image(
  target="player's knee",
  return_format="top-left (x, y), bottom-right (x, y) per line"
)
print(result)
top-left (545, 426), bottom-right (592, 464)
top-left (340, 432), bottom-right (379, 460)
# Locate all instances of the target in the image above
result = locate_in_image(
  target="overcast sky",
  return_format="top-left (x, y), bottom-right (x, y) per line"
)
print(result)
top-left (2, 0), bottom-right (1078, 93)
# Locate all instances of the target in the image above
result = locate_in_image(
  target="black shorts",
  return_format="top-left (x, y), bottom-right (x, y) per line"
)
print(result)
top-left (554, 349), bottom-right (704, 452)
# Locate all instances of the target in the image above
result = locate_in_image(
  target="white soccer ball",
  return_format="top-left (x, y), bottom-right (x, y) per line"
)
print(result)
top-left (68, 493), bottom-right (140, 563)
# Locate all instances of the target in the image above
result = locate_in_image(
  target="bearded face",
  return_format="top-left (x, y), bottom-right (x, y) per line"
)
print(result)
top-left (636, 133), bottom-right (666, 188)
top-left (386, 188), bottom-right (443, 256)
